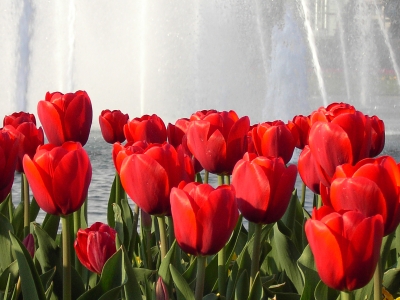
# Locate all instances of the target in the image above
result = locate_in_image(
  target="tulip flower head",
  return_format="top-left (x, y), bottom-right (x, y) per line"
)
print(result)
top-left (120, 143), bottom-right (195, 216)
top-left (99, 109), bottom-right (129, 144)
top-left (124, 114), bottom-right (167, 144)
top-left (321, 155), bottom-right (400, 236)
top-left (186, 110), bottom-right (250, 175)
top-left (251, 120), bottom-right (298, 164)
top-left (300, 102), bottom-right (385, 187)
top-left (170, 182), bottom-right (239, 256)
top-left (0, 129), bottom-right (19, 202)
top-left (232, 152), bottom-right (297, 224)
top-left (23, 142), bottom-right (92, 216)
top-left (305, 206), bottom-right (383, 291)
top-left (3, 111), bottom-right (44, 172)
top-left (37, 90), bottom-right (93, 146)
top-left (74, 222), bottom-right (117, 274)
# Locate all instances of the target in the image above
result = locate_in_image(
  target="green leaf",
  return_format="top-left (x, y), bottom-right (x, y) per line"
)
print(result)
top-left (0, 196), bottom-right (13, 221)
top-left (113, 204), bottom-right (124, 246)
top-left (107, 176), bottom-right (117, 228)
top-left (41, 214), bottom-right (60, 241)
top-left (39, 267), bottom-right (56, 291)
top-left (247, 272), bottom-right (264, 300)
top-left (383, 268), bottom-right (400, 296)
top-left (314, 280), bottom-right (339, 300)
top-left (45, 282), bottom-right (54, 300)
top-left (11, 202), bottom-right (24, 240)
top-left (234, 270), bottom-right (249, 300)
top-left (0, 260), bottom-right (19, 294)
top-left (204, 253), bottom-right (219, 295)
top-left (298, 245), bottom-right (320, 300)
top-left (77, 248), bottom-right (127, 300)
top-left (169, 264), bottom-right (195, 300)
top-left (34, 224), bottom-right (85, 300)
top-left (121, 246), bottom-right (144, 300)
top-left (158, 241), bottom-right (177, 293)
top-left (9, 231), bottom-right (46, 300)
top-left (0, 214), bottom-right (14, 273)
top-left (29, 197), bottom-right (40, 223)
top-left (273, 222), bottom-right (303, 294)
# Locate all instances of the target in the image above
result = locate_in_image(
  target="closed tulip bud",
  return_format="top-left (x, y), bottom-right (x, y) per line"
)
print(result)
top-left (22, 233), bottom-right (35, 258)
top-left (74, 222), bottom-right (117, 274)
top-left (23, 142), bottom-right (92, 216)
top-left (3, 111), bottom-right (36, 127)
top-left (37, 90), bottom-right (93, 146)
top-left (156, 277), bottom-right (169, 300)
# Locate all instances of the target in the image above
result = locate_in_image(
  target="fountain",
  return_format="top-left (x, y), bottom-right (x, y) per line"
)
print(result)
top-left (1, 0), bottom-right (399, 132)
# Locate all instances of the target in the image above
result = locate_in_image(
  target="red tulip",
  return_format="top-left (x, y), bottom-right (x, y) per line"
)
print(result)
top-left (189, 109), bottom-right (218, 121)
top-left (167, 118), bottom-right (190, 147)
top-left (305, 206), bottom-right (383, 291)
top-left (74, 222), bottom-right (116, 274)
top-left (170, 182), bottom-right (238, 256)
top-left (186, 110), bottom-right (249, 175)
top-left (123, 114), bottom-right (167, 144)
top-left (3, 111), bottom-right (36, 127)
top-left (299, 103), bottom-right (385, 187)
top-left (23, 142), bottom-right (92, 215)
top-left (2, 118), bottom-right (44, 172)
top-left (231, 152), bottom-right (297, 224)
top-left (369, 115), bottom-right (385, 157)
top-left (168, 118), bottom-right (203, 174)
top-left (0, 129), bottom-right (19, 202)
top-left (120, 143), bottom-right (195, 216)
top-left (37, 90), bottom-right (93, 146)
top-left (292, 115), bottom-right (311, 149)
top-left (251, 120), bottom-right (297, 164)
top-left (321, 156), bottom-right (400, 235)
top-left (297, 146), bottom-right (322, 194)
top-left (112, 141), bottom-right (148, 174)
top-left (99, 109), bottom-right (129, 144)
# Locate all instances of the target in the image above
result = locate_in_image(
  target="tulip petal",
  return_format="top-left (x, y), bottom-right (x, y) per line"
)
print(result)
top-left (197, 186), bottom-right (238, 255)
top-left (23, 155), bottom-right (58, 215)
top-left (120, 154), bottom-right (170, 216)
top-left (37, 100), bottom-right (65, 145)
top-left (170, 187), bottom-right (199, 255)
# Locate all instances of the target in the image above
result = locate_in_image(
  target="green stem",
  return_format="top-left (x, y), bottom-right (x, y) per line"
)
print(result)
top-left (157, 216), bottom-right (168, 260)
top-left (62, 215), bottom-right (72, 300)
top-left (218, 175), bottom-right (224, 185)
top-left (317, 194), bottom-right (322, 208)
top-left (373, 260), bottom-right (382, 300)
top-left (218, 247), bottom-right (226, 296)
top-left (167, 216), bottom-right (175, 250)
top-left (195, 256), bottom-right (207, 300)
top-left (204, 171), bottom-right (209, 184)
top-left (8, 193), bottom-right (13, 223)
top-left (22, 173), bottom-right (30, 237)
top-left (129, 204), bottom-right (140, 260)
top-left (73, 209), bottom-right (82, 274)
top-left (115, 172), bottom-right (122, 207)
top-left (224, 175), bottom-right (230, 185)
top-left (300, 182), bottom-right (306, 207)
top-left (250, 223), bottom-right (262, 288)
top-left (340, 290), bottom-right (353, 300)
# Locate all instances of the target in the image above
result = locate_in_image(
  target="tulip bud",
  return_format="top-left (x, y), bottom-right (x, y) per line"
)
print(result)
top-left (22, 234), bottom-right (35, 258)
top-left (156, 277), bottom-right (169, 300)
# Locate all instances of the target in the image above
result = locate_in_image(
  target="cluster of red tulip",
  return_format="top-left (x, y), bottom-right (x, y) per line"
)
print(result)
top-left (0, 90), bottom-right (396, 300)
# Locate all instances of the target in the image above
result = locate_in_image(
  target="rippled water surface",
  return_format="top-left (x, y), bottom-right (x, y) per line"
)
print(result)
top-left (11, 130), bottom-right (400, 225)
